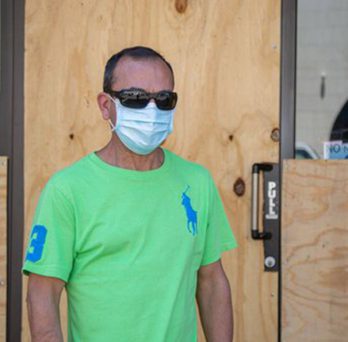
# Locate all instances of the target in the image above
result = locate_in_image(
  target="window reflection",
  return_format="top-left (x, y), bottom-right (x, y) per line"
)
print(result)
top-left (296, 0), bottom-right (348, 159)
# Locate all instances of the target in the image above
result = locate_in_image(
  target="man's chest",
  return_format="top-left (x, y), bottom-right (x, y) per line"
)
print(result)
top-left (70, 182), bottom-right (209, 275)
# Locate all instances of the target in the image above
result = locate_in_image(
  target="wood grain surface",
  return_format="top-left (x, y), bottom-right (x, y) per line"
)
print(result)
top-left (0, 157), bottom-right (8, 340)
top-left (23, 1), bottom-right (280, 340)
top-left (282, 160), bottom-right (348, 342)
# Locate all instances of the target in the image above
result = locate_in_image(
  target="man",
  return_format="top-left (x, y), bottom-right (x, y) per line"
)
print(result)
top-left (23, 46), bottom-right (238, 342)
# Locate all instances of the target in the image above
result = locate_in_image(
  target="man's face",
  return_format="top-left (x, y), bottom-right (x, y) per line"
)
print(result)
top-left (97, 56), bottom-right (175, 140)
top-left (111, 56), bottom-right (174, 94)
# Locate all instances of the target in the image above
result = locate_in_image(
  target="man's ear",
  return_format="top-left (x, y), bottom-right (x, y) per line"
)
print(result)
top-left (97, 92), bottom-right (114, 121)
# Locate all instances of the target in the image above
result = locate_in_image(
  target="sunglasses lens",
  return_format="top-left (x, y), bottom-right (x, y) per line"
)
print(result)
top-left (155, 92), bottom-right (177, 110)
top-left (114, 90), bottom-right (177, 110)
top-left (118, 90), bottom-right (150, 109)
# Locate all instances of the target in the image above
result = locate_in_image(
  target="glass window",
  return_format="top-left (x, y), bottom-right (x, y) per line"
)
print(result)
top-left (296, 0), bottom-right (348, 159)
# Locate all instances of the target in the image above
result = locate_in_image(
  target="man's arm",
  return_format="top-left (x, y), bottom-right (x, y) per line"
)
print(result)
top-left (26, 273), bottom-right (65, 342)
top-left (196, 259), bottom-right (233, 342)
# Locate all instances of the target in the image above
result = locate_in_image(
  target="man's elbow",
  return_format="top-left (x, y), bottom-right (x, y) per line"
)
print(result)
top-left (197, 260), bottom-right (231, 291)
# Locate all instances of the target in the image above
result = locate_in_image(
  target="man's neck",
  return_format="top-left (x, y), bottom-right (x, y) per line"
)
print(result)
top-left (95, 137), bottom-right (164, 171)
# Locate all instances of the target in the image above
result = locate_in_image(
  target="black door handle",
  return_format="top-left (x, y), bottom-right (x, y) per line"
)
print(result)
top-left (251, 163), bottom-right (280, 272)
top-left (251, 163), bottom-right (273, 240)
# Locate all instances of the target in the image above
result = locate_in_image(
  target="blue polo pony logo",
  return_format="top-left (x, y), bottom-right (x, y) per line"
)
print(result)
top-left (181, 186), bottom-right (198, 236)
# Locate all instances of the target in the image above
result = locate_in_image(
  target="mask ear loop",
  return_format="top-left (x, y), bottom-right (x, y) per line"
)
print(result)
top-left (107, 95), bottom-right (117, 131)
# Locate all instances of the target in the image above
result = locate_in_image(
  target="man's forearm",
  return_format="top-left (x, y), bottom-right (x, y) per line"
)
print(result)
top-left (196, 274), bottom-right (233, 342)
top-left (27, 292), bottom-right (63, 342)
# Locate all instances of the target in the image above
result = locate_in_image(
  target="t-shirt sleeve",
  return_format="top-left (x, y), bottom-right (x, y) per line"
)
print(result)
top-left (22, 179), bottom-right (75, 282)
top-left (200, 172), bottom-right (238, 266)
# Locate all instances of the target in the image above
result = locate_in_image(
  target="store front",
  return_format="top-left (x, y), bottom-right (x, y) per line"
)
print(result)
top-left (0, 0), bottom-right (347, 341)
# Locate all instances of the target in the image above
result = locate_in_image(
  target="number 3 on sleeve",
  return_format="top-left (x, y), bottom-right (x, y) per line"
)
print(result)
top-left (26, 225), bottom-right (48, 262)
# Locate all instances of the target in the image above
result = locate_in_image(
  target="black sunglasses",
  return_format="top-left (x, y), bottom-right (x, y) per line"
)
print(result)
top-left (108, 88), bottom-right (178, 111)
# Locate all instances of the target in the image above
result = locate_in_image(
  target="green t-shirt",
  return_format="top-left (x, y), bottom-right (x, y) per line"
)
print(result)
top-left (22, 148), bottom-right (237, 342)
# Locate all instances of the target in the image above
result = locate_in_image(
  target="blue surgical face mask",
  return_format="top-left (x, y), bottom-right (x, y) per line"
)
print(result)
top-left (108, 97), bottom-right (175, 155)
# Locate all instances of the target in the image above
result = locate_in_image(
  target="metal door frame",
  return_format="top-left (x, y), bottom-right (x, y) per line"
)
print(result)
top-left (0, 0), bottom-right (24, 340)
top-left (279, 0), bottom-right (297, 341)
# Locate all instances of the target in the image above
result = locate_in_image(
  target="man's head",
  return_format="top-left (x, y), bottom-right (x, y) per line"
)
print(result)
top-left (103, 46), bottom-right (175, 93)
top-left (97, 46), bottom-right (177, 156)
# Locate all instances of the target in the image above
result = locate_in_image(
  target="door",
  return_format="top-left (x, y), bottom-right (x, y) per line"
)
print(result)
top-left (281, 0), bottom-right (348, 340)
top-left (281, 160), bottom-right (348, 341)
top-left (22, 1), bottom-right (281, 341)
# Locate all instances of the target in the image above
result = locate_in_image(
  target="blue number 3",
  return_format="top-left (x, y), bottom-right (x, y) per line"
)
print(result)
top-left (26, 225), bottom-right (47, 262)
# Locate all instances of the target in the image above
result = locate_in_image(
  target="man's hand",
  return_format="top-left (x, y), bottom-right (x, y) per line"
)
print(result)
top-left (196, 259), bottom-right (233, 342)
top-left (26, 273), bottom-right (65, 342)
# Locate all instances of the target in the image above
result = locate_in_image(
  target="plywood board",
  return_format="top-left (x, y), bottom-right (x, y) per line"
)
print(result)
top-left (0, 157), bottom-right (8, 340)
top-left (282, 160), bottom-right (348, 341)
top-left (24, 1), bottom-right (280, 341)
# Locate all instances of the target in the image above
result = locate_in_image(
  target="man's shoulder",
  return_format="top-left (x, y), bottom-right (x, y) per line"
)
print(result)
top-left (46, 153), bottom-right (93, 191)
top-left (166, 149), bottom-right (211, 178)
